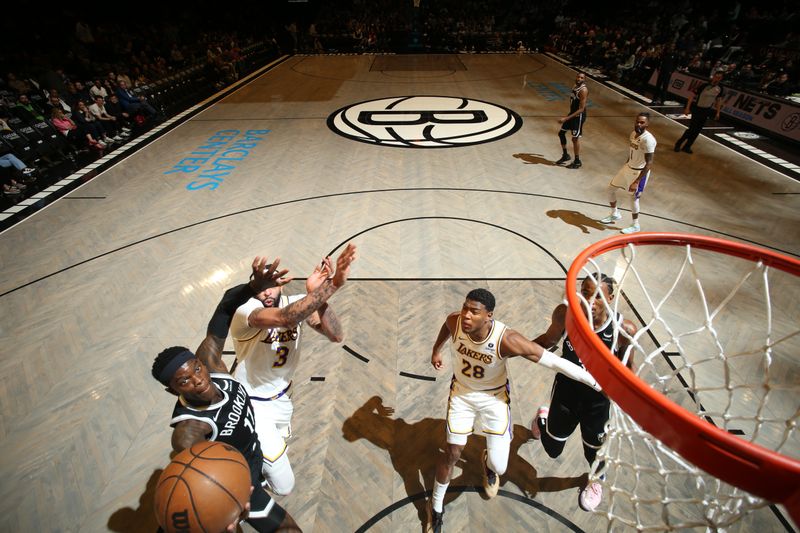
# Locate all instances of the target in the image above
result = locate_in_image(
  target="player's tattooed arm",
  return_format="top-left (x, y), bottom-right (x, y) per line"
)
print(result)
top-left (279, 280), bottom-right (339, 325)
top-left (312, 303), bottom-right (344, 342)
top-left (251, 244), bottom-right (357, 329)
top-left (172, 419), bottom-right (213, 452)
top-left (304, 255), bottom-right (344, 341)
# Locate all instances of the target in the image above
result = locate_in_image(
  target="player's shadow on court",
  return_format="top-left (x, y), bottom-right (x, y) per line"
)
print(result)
top-left (108, 469), bottom-right (161, 532)
top-left (513, 153), bottom-right (557, 166)
top-left (343, 396), bottom-right (583, 530)
top-left (547, 209), bottom-right (613, 234)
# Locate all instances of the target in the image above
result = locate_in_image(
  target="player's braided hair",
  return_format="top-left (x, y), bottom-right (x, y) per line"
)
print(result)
top-left (466, 288), bottom-right (496, 312)
top-left (585, 273), bottom-right (616, 296)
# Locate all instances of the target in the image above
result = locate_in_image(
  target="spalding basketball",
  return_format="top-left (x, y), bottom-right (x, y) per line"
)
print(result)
top-left (154, 441), bottom-right (251, 533)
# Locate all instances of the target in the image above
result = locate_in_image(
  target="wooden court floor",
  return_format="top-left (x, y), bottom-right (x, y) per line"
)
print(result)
top-left (0, 54), bottom-right (797, 532)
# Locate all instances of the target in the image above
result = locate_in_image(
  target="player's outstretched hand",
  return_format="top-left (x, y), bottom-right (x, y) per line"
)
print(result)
top-left (251, 256), bottom-right (292, 292)
top-left (306, 256), bottom-right (333, 293)
top-left (332, 243), bottom-right (357, 288)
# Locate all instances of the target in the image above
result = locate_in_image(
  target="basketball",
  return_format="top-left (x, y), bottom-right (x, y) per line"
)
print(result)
top-left (154, 441), bottom-right (251, 533)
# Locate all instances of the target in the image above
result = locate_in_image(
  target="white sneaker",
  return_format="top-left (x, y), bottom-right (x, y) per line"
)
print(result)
top-left (113, 135), bottom-right (124, 141)
top-left (121, 127), bottom-right (132, 132)
top-left (620, 224), bottom-right (640, 234)
top-left (600, 212), bottom-right (622, 224)
top-left (579, 481), bottom-right (603, 511)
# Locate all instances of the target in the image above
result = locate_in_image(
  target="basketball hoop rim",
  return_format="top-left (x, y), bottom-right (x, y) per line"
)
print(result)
top-left (565, 232), bottom-right (800, 511)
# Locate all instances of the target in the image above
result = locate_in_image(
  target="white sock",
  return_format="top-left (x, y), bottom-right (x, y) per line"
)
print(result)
top-left (432, 480), bottom-right (449, 512)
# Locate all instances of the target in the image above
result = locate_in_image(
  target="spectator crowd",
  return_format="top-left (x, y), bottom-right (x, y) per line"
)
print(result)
top-left (2, 1), bottom-right (797, 207)
top-left (1, 7), bottom-right (281, 207)
top-left (545, 1), bottom-right (798, 100)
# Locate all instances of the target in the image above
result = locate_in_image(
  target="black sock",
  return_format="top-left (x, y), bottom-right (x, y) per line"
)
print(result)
top-left (562, 149), bottom-right (569, 156)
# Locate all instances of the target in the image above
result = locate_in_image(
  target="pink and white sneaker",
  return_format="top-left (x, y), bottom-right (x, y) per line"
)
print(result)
top-left (579, 481), bottom-right (603, 512)
top-left (530, 406), bottom-right (549, 440)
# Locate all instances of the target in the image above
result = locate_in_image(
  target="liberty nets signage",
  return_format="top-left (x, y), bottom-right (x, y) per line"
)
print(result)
top-left (327, 96), bottom-right (522, 148)
top-left (649, 70), bottom-right (800, 143)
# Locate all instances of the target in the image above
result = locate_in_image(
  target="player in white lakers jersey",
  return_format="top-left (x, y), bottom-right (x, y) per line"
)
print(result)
top-left (601, 112), bottom-right (657, 234)
top-left (426, 288), bottom-right (601, 533)
top-left (230, 244), bottom-right (356, 496)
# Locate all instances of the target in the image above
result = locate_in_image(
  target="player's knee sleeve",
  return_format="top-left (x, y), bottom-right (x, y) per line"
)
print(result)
top-left (262, 453), bottom-right (295, 496)
top-left (486, 435), bottom-right (510, 476)
top-left (558, 130), bottom-right (567, 145)
top-left (582, 428), bottom-right (605, 465)
top-left (247, 493), bottom-right (287, 531)
top-left (583, 443), bottom-right (600, 465)
top-left (631, 197), bottom-right (640, 215)
top-left (541, 430), bottom-right (566, 459)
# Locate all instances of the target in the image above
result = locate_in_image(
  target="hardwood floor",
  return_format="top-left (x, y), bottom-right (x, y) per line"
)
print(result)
top-left (0, 53), bottom-right (797, 532)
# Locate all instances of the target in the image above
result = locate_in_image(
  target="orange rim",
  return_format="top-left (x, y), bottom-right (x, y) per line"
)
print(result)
top-left (565, 232), bottom-right (800, 515)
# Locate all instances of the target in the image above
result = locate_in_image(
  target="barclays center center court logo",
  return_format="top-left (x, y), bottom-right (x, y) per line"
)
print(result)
top-left (327, 96), bottom-right (522, 148)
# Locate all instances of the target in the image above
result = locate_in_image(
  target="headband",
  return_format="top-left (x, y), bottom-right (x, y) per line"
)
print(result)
top-left (158, 349), bottom-right (196, 386)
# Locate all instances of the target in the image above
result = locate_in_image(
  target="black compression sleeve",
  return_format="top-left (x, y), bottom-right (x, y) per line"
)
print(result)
top-left (206, 283), bottom-right (256, 338)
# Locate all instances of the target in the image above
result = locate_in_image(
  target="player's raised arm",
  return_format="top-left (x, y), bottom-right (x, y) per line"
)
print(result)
top-left (500, 328), bottom-right (601, 391)
top-left (196, 256), bottom-right (291, 373)
top-left (305, 256), bottom-right (345, 343)
top-left (247, 243), bottom-right (357, 330)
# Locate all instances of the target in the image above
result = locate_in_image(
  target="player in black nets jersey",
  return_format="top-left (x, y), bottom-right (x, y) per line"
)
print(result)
top-left (530, 273), bottom-right (637, 513)
top-left (152, 256), bottom-right (302, 532)
top-left (556, 72), bottom-right (588, 169)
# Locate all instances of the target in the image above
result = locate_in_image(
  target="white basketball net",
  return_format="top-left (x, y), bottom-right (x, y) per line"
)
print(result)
top-left (575, 241), bottom-right (799, 531)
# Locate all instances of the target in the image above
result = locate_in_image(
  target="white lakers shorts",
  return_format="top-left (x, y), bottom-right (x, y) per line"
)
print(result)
top-left (251, 390), bottom-right (293, 463)
top-left (446, 379), bottom-right (511, 446)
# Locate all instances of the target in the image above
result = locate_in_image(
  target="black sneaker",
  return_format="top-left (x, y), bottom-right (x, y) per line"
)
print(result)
top-left (426, 501), bottom-right (444, 533)
top-left (566, 159), bottom-right (582, 169)
top-left (674, 141), bottom-right (683, 152)
top-left (682, 146), bottom-right (693, 154)
top-left (555, 154), bottom-right (571, 165)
